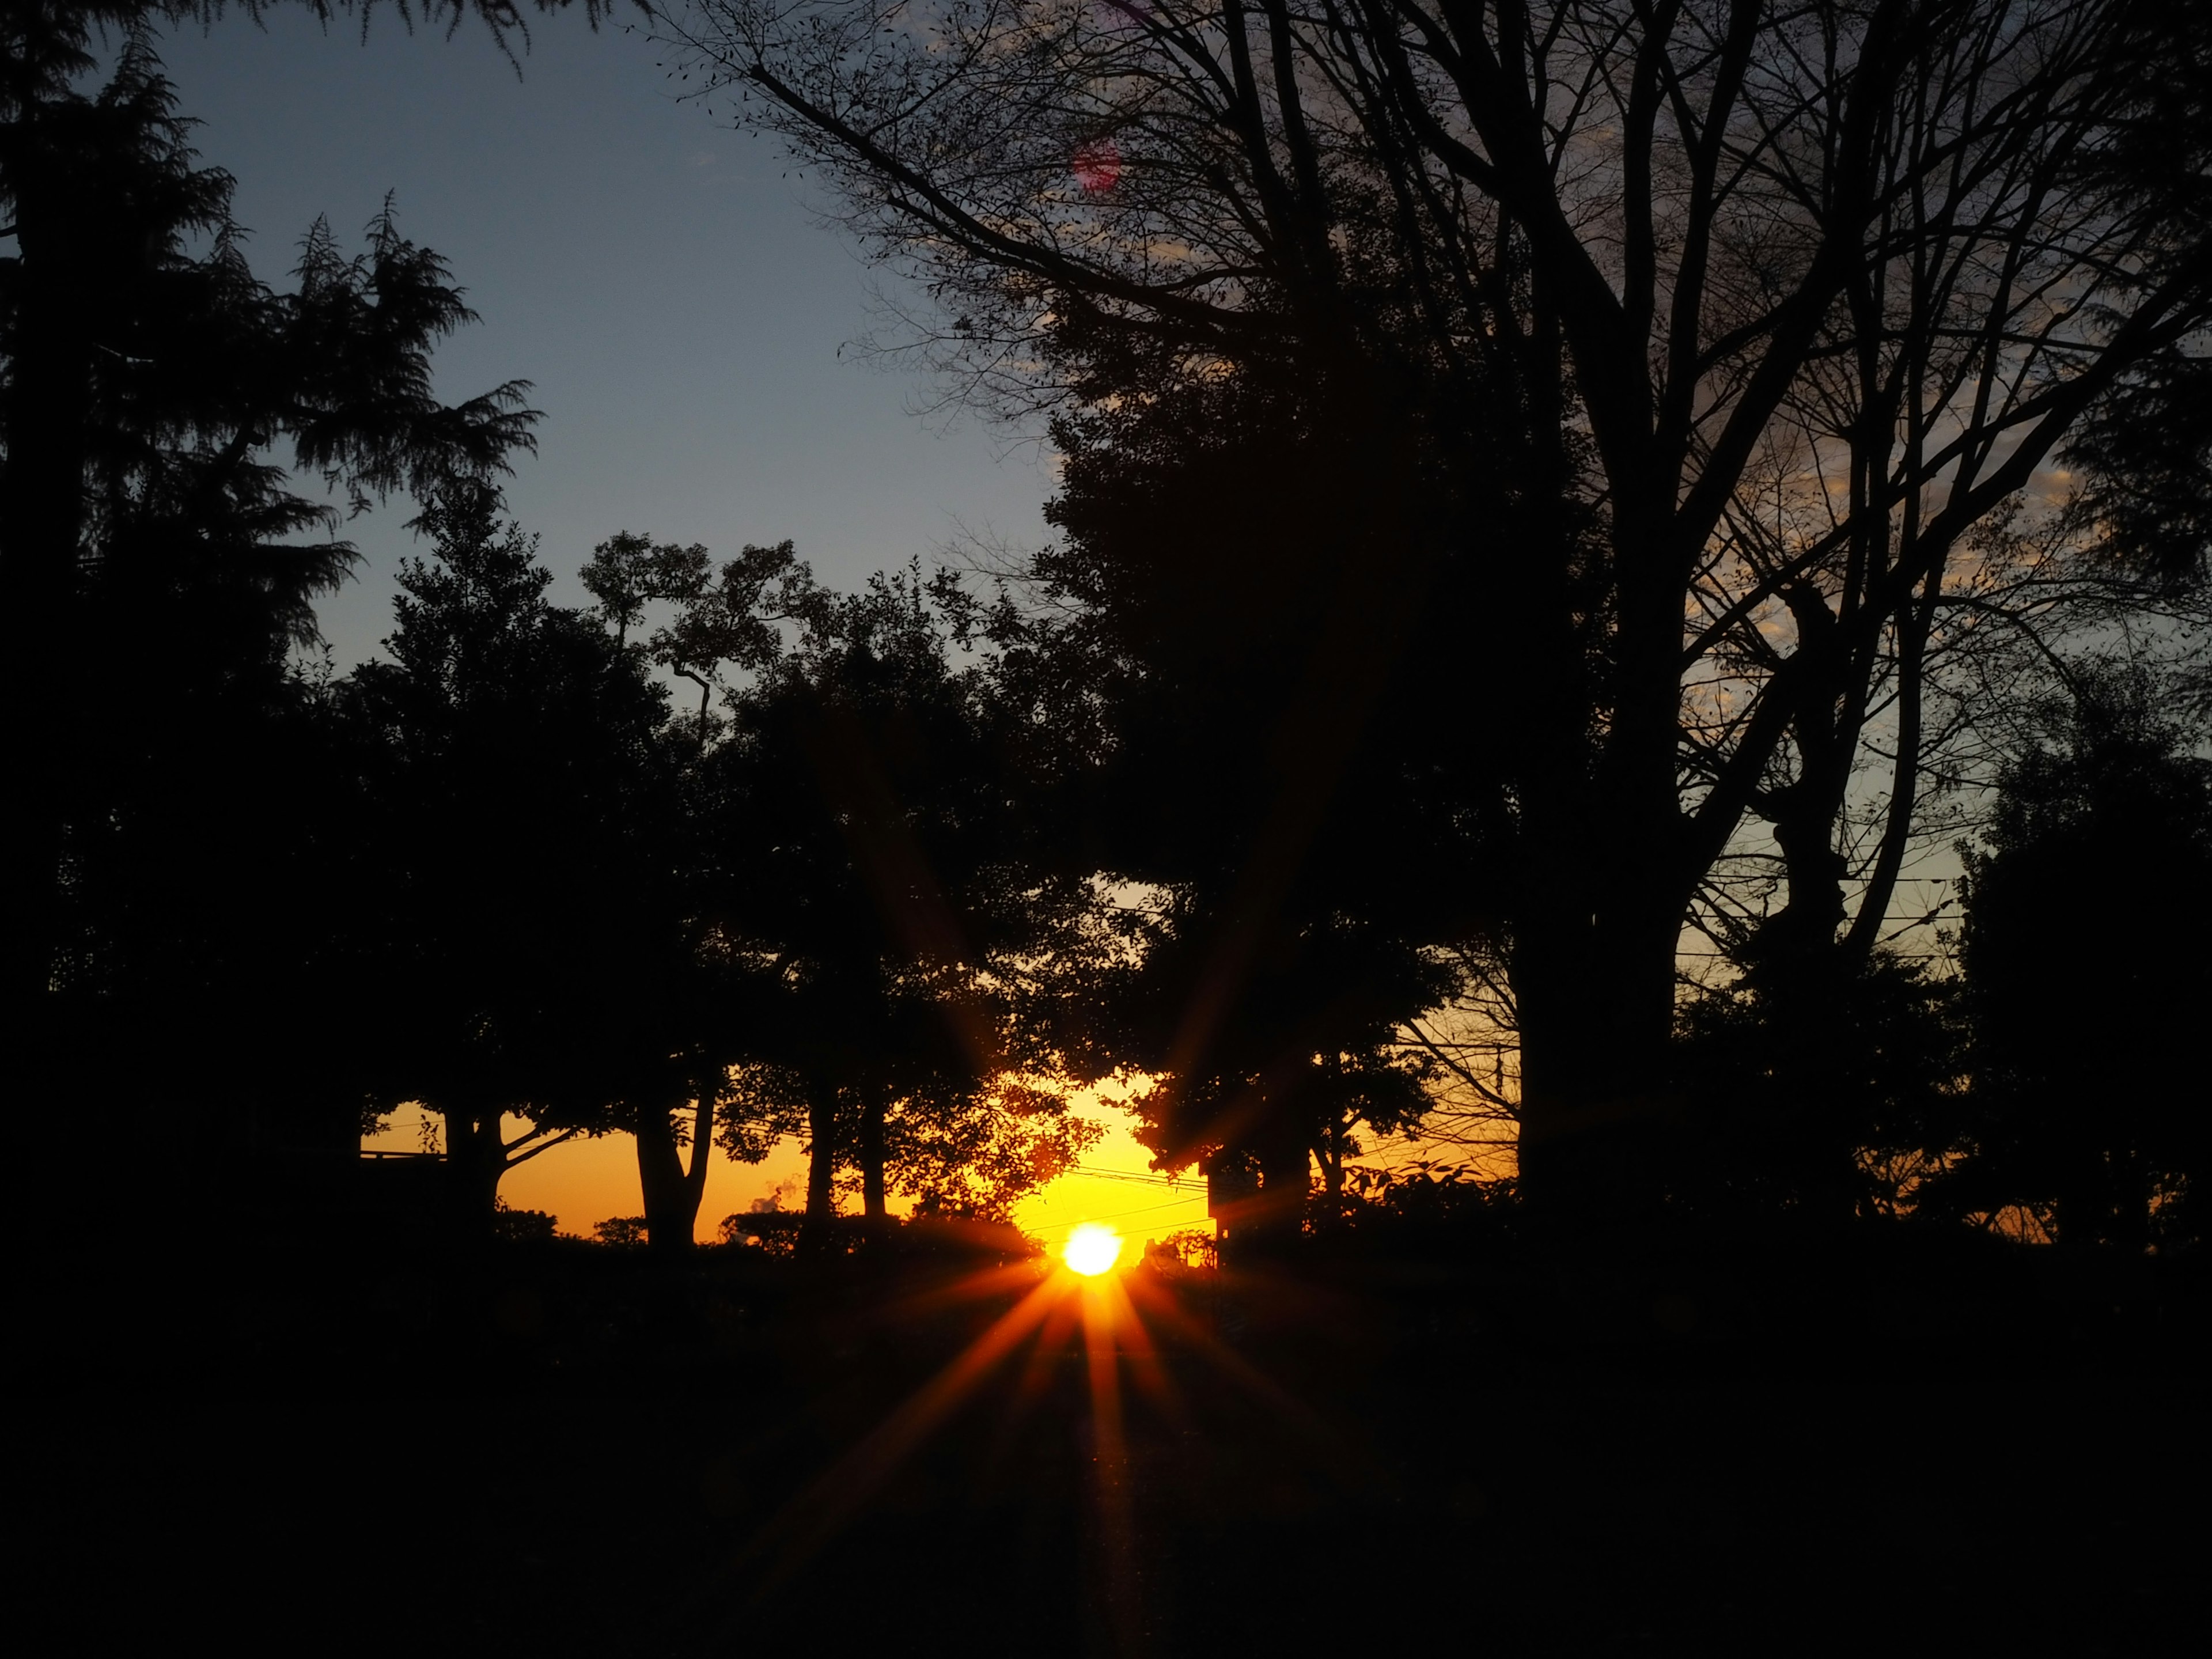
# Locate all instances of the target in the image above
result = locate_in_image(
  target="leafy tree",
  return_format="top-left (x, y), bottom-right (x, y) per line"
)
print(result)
top-left (698, 560), bottom-right (1103, 1233)
top-left (1929, 675), bottom-right (2212, 1250)
top-left (343, 486), bottom-right (699, 1237)
top-left (592, 1214), bottom-right (649, 1247)
top-left (1669, 948), bottom-right (1965, 1225)
top-left (580, 529), bottom-right (810, 741)
top-left (673, 0), bottom-right (2212, 1212)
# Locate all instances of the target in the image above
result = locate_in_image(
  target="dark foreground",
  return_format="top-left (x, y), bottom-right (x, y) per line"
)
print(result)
top-left (10, 1226), bottom-right (2207, 1656)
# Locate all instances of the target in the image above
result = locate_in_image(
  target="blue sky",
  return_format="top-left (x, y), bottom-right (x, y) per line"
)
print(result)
top-left (148, 7), bottom-right (1056, 667)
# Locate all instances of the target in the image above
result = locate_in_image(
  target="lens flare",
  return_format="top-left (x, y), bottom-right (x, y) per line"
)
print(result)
top-left (1072, 139), bottom-right (1121, 194)
top-left (1062, 1223), bottom-right (1123, 1277)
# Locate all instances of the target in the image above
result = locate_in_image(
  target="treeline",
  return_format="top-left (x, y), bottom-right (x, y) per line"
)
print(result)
top-left (5, 1), bottom-right (2211, 1270)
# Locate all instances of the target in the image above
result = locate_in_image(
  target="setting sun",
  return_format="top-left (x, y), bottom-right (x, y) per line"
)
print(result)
top-left (1062, 1223), bottom-right (1123, 1277)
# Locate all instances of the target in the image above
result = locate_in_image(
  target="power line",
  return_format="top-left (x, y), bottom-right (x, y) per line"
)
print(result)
top-left (1032, 1191), bottom-right (1210, 1226)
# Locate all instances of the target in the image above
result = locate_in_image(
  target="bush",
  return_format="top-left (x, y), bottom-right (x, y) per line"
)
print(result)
top-left (491, 1198), bottom-right (558, 1243)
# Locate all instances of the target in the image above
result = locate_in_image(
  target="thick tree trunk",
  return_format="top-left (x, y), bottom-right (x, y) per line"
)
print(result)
top-left (1504, 485), bottom-right (1698, 1223)
top-left (442, 1109), bottom-right (507, 1241)
top-left (1511, 839), bottom-right (1686, 1224)
top-left (635, 1091), bottom-right (714, 1254)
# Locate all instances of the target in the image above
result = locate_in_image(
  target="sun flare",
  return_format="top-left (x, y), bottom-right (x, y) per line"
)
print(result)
top-left (1062, 1223), bottom-right (1123, 1277)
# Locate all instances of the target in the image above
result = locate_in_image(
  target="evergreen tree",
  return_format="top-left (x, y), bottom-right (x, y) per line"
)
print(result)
top-left (1, 18), bottom-right (537, 1220)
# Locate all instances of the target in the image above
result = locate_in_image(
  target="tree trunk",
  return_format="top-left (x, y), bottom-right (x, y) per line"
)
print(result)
top-left (860, 1093), bottom-right (888, 1221)
top-left (442, 1109), bottom-right (507, 1241)
top-left (1316, 1128), bottom-right (1343, 1203)
top-left (1505, 482), bottom-right (1698, 1223)
top-left (635, 1090), bottom-right (713, 1254)
top-left (1511, 886), bottom-right (1685, 1225)
top-left (802, 1089), bottom-right (838, 1245)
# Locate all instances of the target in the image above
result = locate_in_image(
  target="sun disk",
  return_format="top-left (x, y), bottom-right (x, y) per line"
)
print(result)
top-left (1062, 1223), bottom-right (1122, 1277)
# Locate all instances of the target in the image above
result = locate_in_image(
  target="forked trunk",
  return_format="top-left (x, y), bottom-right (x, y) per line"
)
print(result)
top-left (635, 1091), bottom-right (715, 1254)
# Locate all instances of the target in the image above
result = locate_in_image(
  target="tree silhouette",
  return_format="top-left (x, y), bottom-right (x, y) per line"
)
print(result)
top-left (580, 529), bottom-right (813, 743)
top-left (1, 24), bottom-right (538, 1231)
top-left (990, 365), bottom-right (1475, 1242)
top-left (1670, 946), bottom-right (1965, 1226)
top-left (698, 562), bottom-right (1101, 1234)
top-left (343, 486), bottom-right (692, 1236)
top-left (1930, 673), bottom-right (2212, 1250)
top-left (674, 0), bottom-right (2212, 1211)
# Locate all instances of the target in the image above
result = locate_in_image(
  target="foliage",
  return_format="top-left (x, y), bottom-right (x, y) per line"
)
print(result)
top-left (491, 1197), bottom-right (558, 1243)
top-left (1316, 1161), bottom-right (1521, 1256)
top-left (340, 484), bottom-right (700, 1224)
top-left (717, 1207), bottom-right (801, 1255)
top-left (579, 530), bottom-right (816, 738)
top-left (1671, 950), bottom-right (1967, 1223)
top-left (592, 1215), bottom-right (649, 1247)
top-left (696, 558), bottom-right (1109, 1222)
top-left (1142, 1229), bottom-right (1218, 1272)
top-left (988, 363), bottom-right (1482, 1224)
top-left (885, 1078), bottom-right (1101, 1224)
top-left (1927, 672), bottom-right (2212, 1249)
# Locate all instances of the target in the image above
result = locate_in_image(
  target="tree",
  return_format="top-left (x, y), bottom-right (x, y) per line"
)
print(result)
top-left (1669, 945), bottom-right (1964, 1224)
top-left (989, 365), bottom-right (1472, 1240)
top-left (344, 486), bottom-right (700, 1237)
top-left (698, 560), bottom-right (1103, 1233)
top-left (1, 21), bottom-right (552, 1263)
top-left (1, 17), bottom-right (536, 1034)
top-left (1927, 671), bottom-right (2211, 1251)
top-left (671, 0), bottom-right (2212, 1210)
top-left (580, 529), bottom-right (810, 742)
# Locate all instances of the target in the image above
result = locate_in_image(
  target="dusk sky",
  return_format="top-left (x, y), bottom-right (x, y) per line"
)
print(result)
top-left (151, 7), bottom-right (1056, 669)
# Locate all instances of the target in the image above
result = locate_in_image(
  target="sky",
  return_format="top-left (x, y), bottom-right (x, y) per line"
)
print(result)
top-left (141, 7), bottom-right (1209, 1243)
top-left (150, 6), bottom-right (1058, 669)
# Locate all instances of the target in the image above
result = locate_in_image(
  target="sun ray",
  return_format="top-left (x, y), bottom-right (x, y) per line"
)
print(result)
top-left (981, 1290), bottom-right (1088, 1477)
top-left (870, 1257), bottom-right (1048, 1319)
top-left (1096, 1270), bottom-right (1186, 1427)
top-left (752, 1271), bottom-right (1073, 1586)
top-left (1120, 1271), bottom-right (1343, 1453)
top-left (1081, 1277), bottom-right (1143, 1651)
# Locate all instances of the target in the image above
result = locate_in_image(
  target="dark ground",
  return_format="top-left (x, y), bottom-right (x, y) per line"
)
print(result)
top-left (8, 1225), bottom-right (2206, 1657)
